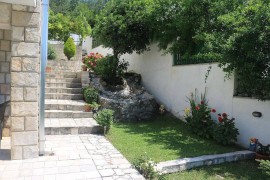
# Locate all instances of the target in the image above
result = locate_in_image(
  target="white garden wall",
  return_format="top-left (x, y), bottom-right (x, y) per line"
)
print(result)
top-left (91, 44), bottom-right (270, 148)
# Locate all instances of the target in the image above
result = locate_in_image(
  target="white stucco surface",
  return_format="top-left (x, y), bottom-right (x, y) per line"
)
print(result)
top-left (0, 0), bottom-right (36, 7)
top-left (91, 44), bottom-right (270, 148)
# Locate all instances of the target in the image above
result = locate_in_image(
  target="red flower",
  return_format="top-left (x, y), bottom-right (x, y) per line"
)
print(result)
top-left (218, 116), bottom-right (223, 123)
top-left (196, 106), bottom-right (200, 110)
top-left (222, 113), bottom-right (227, 117)
top-left (201, 101), bottom-right (204, 105)
top-left (211, 109), bottom-right (216, 113)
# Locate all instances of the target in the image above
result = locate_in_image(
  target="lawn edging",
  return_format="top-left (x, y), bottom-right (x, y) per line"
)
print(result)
top-left (156, 150), bottom-right (255, 174)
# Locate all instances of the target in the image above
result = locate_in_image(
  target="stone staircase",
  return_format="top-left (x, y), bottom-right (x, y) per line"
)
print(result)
top-left (45, 69), bottom-right (101, 135)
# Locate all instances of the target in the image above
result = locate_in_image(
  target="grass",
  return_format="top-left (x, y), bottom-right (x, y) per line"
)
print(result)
top-left (106, 115), bottom-right (242, 163)
top-left (163, 160), bottom-right (266, 180)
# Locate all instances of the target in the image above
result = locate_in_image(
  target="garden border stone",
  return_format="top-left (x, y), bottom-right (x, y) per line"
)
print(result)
top-left (156, 150), bottom-right (255, 174)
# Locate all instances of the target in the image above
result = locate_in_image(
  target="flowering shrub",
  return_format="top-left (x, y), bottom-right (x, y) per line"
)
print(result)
top-left (82, 52), bottom-right (103, 71)
top-left (133, 153), bottom-right (159, 180)
top-left (213, 113), bottom-right (239, 145)
top-left (185, 92), bottom-right (215, 139)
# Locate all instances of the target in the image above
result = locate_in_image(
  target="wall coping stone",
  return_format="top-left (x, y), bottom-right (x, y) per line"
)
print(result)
top-left (0, 0), bottom-right (36, 7)
top-left (156, 150), bottom-right (255, 174)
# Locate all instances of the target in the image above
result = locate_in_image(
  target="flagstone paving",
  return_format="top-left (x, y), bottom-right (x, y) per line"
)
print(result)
top-left (0, 135), bottom-right (144, 180)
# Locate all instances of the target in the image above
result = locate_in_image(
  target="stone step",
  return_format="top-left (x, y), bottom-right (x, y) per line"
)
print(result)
top-left (45, 110), bottom-right (93, 118)
top-left (45, 87), bottom-right (82, 94)
top-left (45, 118), bottom-right (102, 135)
top-left (46, 82), bottom-right (82, 88)
top-left (45, 99), bottom-right (86, 111)
top-left (46, 72), bottom-right (81, 79)
top-left (45, 93), bottom-right (83, 100)
top-left (156, 150), bottom-right (255, 174)
top-left (46, 78), bottom-right (81, 83)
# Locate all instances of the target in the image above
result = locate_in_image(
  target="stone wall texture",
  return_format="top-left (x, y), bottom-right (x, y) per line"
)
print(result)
top-left (0, 28), bottom-right (11, 137)
top-left (9, 1), bottom-right (41, 160)
top-left (49, 44), bottom-right (82, 61)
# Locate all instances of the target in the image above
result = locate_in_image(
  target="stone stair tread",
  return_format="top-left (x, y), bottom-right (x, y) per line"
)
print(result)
top-left (45, 118), bottom-right (98, 127)
top-left (45, 110), bottom-right (89, 113)
top-left (45, 93), bottom-right (83, 96)
top-left (45, 99), bottom-right (86, 105)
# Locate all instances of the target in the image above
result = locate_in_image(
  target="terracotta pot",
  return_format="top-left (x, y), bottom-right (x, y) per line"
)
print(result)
top-left (82, 66), bottom-right (87, 71)
top-left (46, 67), bottom-right (52, 72)
top-left (84, 105), bottom-right (91, 112)
top-left (255, 153), bottom-right (270, 160)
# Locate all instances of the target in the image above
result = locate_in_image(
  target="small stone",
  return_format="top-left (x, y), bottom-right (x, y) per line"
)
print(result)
top-left (0, 51), bottom-right (5, 61)
top-left (11, 72), bottom-right (38, 87)
top-left (11, 57), bottom-right (22, 71)
top-left (11, 102), bottom-right (38, 116)
top-left (25, 28), bottom-right (40, 42)
top-left (12, 11), bottom-right (40, 27)
top-left (11, 87), bottom-right (23, 101)
top-left (0, 62), bottom-right (10, 73)
top-left (0, 84), bottom-right (10, 95)
top-left (4, 30), bottom-right (12, 41)
top-left (12, 42), bottom-right (39, 57)
top-left (12, 131), bottom-right (38, 146)
top-left (0, 4), bottom-right (11, 24)
top-left (12, 27), bottom-right (25, 41)
top-left (22, 57), bottom-right (39, 72)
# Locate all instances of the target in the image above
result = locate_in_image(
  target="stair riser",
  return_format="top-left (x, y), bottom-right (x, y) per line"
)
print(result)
top-left (46, 79), bottom-right (81, 83)
top-left (46, 83), bottom-right (82, 88)
top-left (45, 104), bottom-right (84, 111)
top-left (45, 112), bottom-right (93, 118)
top-left (45, 88), bottom-right (82, 94)
top-left (45, 126), bottom-right (103, 135)
top-left (45, 94), bottom-right (83, 100)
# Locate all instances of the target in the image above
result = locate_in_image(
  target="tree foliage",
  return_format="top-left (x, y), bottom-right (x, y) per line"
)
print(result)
top-left (64, 37), bottom-right (76, 60)
top-left (49, 1), bottom-right (92, 42)
top-left (93, 0), bottom-right (154, 57)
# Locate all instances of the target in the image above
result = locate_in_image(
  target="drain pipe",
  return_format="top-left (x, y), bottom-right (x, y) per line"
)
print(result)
top-left (39, 0), bottom-right (49, 156)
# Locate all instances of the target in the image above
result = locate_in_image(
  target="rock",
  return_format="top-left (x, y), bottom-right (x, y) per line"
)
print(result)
top-left (90, 73), bottom-right (158, 122)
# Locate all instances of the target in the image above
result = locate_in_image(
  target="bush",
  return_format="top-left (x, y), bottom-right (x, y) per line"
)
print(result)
top-left (184, 92), bottom-right (215, 139)
top-left (94, 109), bottom-right (114, 134)
top-left (258, 160), bottom-right (270, 177)
top-left (95, 56), bottom-right (129, 85)
top-left (82, 52), bottom-right (103, 71)
top-left (64, 37), bottom-right (76, 60)
top-left (47, 44), bottom-right (57, 60)
top-left (212, 113), bottom-right (239, 145)
top-left (83, 87), bottom-right (98, 104)
top-left (133, 153), bottom-right (159, 180)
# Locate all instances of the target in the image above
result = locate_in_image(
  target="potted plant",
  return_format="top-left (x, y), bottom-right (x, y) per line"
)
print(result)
top-left (84, 104), bottom-right (91, 112)
top-left (255, 140), bottom-right (270, 160)
top-left (82, 65), bottom-right (88, 71)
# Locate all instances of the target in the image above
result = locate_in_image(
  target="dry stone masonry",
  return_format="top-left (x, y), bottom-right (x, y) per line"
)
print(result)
top-left (90, 72), bottom-right (158, 122)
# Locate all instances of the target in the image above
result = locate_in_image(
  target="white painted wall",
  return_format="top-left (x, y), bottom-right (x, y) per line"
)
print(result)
top-left (91, 44), bottom-right (270, 148)
top-left (82, 36), bottom-right (93, 54)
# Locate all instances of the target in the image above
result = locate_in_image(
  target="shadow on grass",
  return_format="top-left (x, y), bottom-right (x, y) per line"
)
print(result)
top-left (110, 115), bottom-right (242, 160)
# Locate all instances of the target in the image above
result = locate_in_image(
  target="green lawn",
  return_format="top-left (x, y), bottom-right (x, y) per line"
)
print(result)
top-left (106, 115), bottom-right (242, 163)
top-left (163, 160), bottom-right (266, 180)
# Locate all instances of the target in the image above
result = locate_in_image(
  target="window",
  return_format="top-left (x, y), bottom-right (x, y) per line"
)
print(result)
top-left (173, 53), bottom-right (215, 66)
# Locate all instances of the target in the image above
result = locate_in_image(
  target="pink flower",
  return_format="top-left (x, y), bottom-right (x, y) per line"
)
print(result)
top-left (196, 106), bottom-right (200, 110)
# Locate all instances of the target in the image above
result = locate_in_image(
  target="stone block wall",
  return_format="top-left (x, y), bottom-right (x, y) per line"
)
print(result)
top-left (0, 29), bottom-right (11, 137)
top-left (9, 2), bottom-right (41, 159)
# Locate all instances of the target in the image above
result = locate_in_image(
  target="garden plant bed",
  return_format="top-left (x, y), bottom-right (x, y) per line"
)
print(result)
top-left (106, 115), bottom-right (242, 163)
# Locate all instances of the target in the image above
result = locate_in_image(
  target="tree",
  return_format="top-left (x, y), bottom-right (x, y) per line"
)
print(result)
top-left (93, 0), bottom-right (154, 57)
top-left (64, 37), bottom-right (76, 60)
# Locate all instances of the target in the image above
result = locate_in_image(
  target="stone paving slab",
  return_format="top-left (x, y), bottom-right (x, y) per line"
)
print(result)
top-left (45, 100), bottom-right (86, 105)
top-left (0, 135), bottom-right (144, 180)
top-left (156, 150), bottom-right (255, 174)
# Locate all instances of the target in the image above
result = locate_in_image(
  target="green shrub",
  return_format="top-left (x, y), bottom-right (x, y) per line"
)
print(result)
top-left (212, 113), bottom-right (239, 145)
top-left (64, 37), bottom-right (76, 60)
top-left (83, 87), bottom-right (98, 104)
top-left (258, 160), bottom-right (270, 177)
top-left (94, 109), bottom-right (114, 134)
top-left (95, 56), bottom-right (129, 85)
top-left (184, 92), bottom-right (215, 139)
top-left (133, 153), bottom-right (160, 180)
top-left (47, 44), bottom-right (57, 60)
